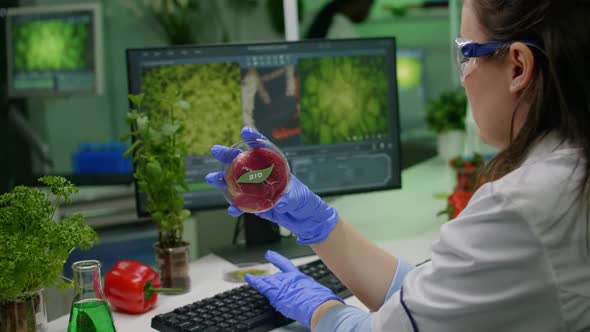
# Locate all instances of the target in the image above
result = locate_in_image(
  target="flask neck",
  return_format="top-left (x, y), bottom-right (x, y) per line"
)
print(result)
top-left (71, 260), bottom-right (105, 303)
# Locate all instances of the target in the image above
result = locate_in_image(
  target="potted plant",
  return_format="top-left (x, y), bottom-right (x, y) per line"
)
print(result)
top-left (0, 176), bottom-right (97, 332)
top-left (425, 88), bottom-right (468, 161)
top-left (437, 153), bottom-right (486, 221)
top-left (124, 92), bottom-right (192, 292)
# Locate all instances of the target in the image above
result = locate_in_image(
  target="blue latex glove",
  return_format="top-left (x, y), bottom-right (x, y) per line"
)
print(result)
top-left (205, 127), bottom-right (339, 245)
top-left (245, 250), bottom-right (344, 328)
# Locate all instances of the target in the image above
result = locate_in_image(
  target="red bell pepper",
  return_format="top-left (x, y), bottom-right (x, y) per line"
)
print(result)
top-left (104, 260), bottom-right (180, 314)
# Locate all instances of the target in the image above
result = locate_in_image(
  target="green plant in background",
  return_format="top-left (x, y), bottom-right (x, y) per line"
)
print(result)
top-left (425, 89), bottom-right (468, 133)
top-left (141, 62), bottom-right (242, 155)
top-left (299, 55), bottom-right (389, 144)
top-left (0, 176), bottom-right (97, 302)
top-left (143, 0), bottom-right (201, 45)
top-left (124, 92), bottom-right (191, 248)
top-left (13, 19), bottom-right (89, 71)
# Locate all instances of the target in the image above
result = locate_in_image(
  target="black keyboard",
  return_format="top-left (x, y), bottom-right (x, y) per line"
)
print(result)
top-left (151, 259), bottom-right (352, 332)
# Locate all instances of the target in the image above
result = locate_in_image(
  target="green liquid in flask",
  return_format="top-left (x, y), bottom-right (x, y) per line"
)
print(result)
top-left (67, 300), bottom-right (116, 332)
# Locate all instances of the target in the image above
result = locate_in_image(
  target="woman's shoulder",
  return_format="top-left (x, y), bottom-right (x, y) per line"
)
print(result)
top-left (479, 136), bottom-right (585, 233)
top-left (491, 136), bottom-right (584, 201)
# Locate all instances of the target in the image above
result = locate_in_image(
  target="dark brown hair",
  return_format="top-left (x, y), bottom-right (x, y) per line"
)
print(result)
top-left (306, 0), bottom-right (374, 39)
top-left (472, 0), bottom-right (590, 192)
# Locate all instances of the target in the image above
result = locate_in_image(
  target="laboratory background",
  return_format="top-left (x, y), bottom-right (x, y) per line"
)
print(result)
top-left (0, 0), bottom-right (494, 331)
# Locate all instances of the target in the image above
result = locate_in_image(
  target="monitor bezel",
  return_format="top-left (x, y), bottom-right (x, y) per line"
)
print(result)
top-left (126, 37), bottom-right (402, 216)
top-left (5, 3), bottom-right (104, 97)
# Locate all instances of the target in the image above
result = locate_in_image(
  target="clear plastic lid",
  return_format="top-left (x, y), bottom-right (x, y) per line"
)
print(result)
top-left (221, 139), bottom-right (290, 214)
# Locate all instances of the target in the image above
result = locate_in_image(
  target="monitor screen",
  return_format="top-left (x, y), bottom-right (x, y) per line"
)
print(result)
top-left (5, 4), bottom-right (103, 97)
top-left (396, 49), bottom-right (426, 132)
top-left (127, 38), bottom-right (401, 214)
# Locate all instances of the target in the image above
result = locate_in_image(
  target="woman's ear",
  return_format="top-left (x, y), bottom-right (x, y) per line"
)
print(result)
top-left (507, 42), bottom-right (536, 94)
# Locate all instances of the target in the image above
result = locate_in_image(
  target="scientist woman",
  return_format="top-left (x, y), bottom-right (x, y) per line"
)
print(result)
top-left (206, 0), bottom-right (590, 330)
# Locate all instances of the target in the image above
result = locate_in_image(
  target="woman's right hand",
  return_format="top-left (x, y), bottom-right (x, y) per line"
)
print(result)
top-left (205, 127), bottom-right (339, 245)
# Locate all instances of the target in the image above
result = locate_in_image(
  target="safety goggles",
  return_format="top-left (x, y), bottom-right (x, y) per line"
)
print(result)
top-left (453, 38), bottom-right (546, 84)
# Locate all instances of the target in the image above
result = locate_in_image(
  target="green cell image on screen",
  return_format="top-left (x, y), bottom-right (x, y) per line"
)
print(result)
top-left (12, 19), bottom-right (90, 71)
top-left (141, 63), bottom-right (243, 156)
top-left (299, 55), bottom-right (389, 145)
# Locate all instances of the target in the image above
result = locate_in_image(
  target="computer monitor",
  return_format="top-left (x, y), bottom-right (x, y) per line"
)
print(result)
top-left (396, 49), bottom-right (426, 132)
top-left (5, 4), bottom-right (103, 97)
top-left (126, 39), bottom-right (401, 262)
top-left (127, 38), bottom-right (401, 218)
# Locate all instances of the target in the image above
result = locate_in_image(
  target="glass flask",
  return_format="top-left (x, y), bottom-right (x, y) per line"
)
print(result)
top-left (67, 260), bottom-right (116, 332)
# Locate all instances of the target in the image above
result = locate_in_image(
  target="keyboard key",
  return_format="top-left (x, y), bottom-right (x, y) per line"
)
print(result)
top-left (243, 312), bottom-right (256, 318)
top-left (178, 321), bottom-right (193, 328)
top-left (182, 325), bottom-right (204, 332)
top-left (244, 312), bottom-right (275, 329)
top-left (202, 326), bottom-right (220, 332)
top-left (234, 324), bottom-right (248, 331)
top-left (164, 315), bottom-right (180, 325)
top-left (175, 307), bottom-right (189, 315)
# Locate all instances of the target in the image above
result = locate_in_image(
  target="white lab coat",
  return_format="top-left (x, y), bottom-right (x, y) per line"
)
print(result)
top-left (373, 133), bottom-right (590, 331)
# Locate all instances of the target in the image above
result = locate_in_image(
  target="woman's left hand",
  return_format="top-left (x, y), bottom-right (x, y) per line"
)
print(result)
top-left (245, 250), bottom-right (344, 328)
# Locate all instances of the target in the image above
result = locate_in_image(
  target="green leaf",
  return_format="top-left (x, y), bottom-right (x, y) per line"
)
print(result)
top-left (161, 123), bottom-right (180, 136)
top-left (128, 93), bottom-right (144, 109)
top-left (120, 133), bottom-right (132, 142)
top-left (123, 141), bottom-right (140, 158)
top-left (237, 164), bottom-right (275, 184)
top-left (180, 209), bottom-right (191, 220)
top-left (146, 160), bottom-right (162, 178)
top-left (126, 111), bottom-right (139, 122)
top-left (433, 192), bottom-right (450, 200)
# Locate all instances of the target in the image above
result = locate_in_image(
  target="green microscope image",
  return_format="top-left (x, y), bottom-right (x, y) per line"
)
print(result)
top-left (141, 62), bottom-right (243, 156)
top-left (299, 55), bottom-right (390, 145)
top-left (13, 19), bottom-right (90, 71)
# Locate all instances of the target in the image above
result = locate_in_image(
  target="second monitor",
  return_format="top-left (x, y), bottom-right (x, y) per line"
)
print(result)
top-left (126, 38), bottom-right (401, 215)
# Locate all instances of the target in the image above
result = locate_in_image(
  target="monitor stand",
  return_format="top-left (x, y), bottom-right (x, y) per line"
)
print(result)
top-left (212, 214), bottom-right (314, 265)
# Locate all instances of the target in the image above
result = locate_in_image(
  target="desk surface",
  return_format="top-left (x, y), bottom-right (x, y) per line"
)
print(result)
top-left (48, 157), bottom-right (451, 331)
